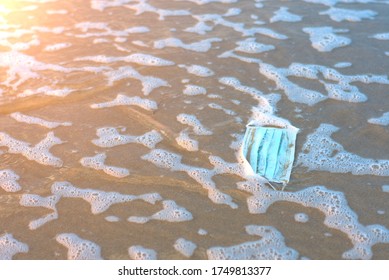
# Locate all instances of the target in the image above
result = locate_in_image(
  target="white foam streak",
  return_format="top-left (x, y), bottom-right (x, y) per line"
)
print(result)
top-left (75, 53), bottom-right (174, 66)
top-left (56, 233), bottom-right (102, 260)
top-left (207, 225), bottom-right (299, 260)
top-left (0, 169), bottom-right (21, 192)
top-left (90, 94), bottom-right (158, 111)
top-left (297, 124), bottom-right (389, 176)
top-left (174, 238), bottom-right (197, 257)
top-left (92, 127), bottom-right (162, 149)
top-left (0, 131), bottom-right (64, 167)
top-left (0, 234), bottom-right (29, 260)
top-left (80, 153), bottom-right (130, 178)
top-left (128, 200), bottom-right (193, 223)
top-left (270, 7), bottom-right (302, 23)
top-left (176, 114), bottom-right (212, 135)
top-left (303, 27), bottom-right (351, 52)
top-left (10, 112), bottom-right (72, 129)
top-left (368, 112), bottom-right (389, 126)
top-left (320, 7), bottom-right (376, 22)
top-left (128, 245), bottom-right (157, 260)
top-left (104, 66), bottom-right (170, 95)
top-left (238, 180), bottom-right (389, 259)
top-left (20, 181), bottom-right (162, 229)
top-left (153, 37), bottom-right (222, 52)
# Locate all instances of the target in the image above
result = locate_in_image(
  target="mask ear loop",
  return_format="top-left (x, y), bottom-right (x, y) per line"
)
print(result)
top-left (265, 181), bottom-right (277, 191)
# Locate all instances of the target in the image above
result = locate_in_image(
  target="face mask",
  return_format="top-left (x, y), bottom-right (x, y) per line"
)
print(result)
top-left (241, 124), bottom-right (298, 187)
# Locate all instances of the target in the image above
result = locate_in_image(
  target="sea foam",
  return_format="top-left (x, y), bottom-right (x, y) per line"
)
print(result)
top-left (303, 27), bottom-right (351, 52)
top-left (56, 233), bottom-right (102, 260)
top-left (90, 94), bottom-right (158, 111)
top-left (297, 123), bottom-right (389, 176)
top-left (0, 131), bottom-right (64, 167)
top-left (92, 127), bottom-right (162, 149)
top-left (0, 169), bottom-right (21, 192)
top-left (174, 238), bottom-right (197, 258)
top-left (80, 153), bottom-right (130, 178)
top-left (128, 200), bottom-right (193, 223)
top-left (207, 225), bottom-right (299, 260)
top-left (0, 234), bottom-right (29, 260)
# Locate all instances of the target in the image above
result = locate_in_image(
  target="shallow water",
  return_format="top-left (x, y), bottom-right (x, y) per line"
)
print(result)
top-left (1, 0), bottom-right (389, 260)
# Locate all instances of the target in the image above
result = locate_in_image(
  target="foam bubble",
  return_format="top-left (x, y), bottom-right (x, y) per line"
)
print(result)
top-left (90, 94), bottom-right (157, 111)
top-left (0, 51), bottom-right (70, 89)
top-left (198, 229), bottom-right (208, 235)
top-left (153, 38), bottom-right (222, 53)
top-left (73, 21), bottom-right (149, 38)
top-left (115, 37), bottom-right (127, 43)
top-left (176, 130), bottom-right (199, 152)
top-left (224, 7), bottom-right (241, 17)
top-left (234, 38), bottom-right (275, 54)
top-left (20, 181), bottom-right (162, 229)
top-left (238, 180), bottom-right (389, 259)
top-left (56, 233), bottom-right (102, 260)
top-left (368, 112), bottom-right (389, 126)
top-left (76, 53), bottom-right (173, 66)
top-left (303, 0), bottom-right (373, 5)
top-left (92, 127), bottom-right (162, 149)
top-left (128, 200), bottom-right (193, 223)
top-left (142, 149), bottom-right (239, 208)
top-left (105, 216), bottom-right (120, 222)
top-left (0, 234), bottom-right (29, 260)
top-left (123, 0), bottom-right (190, 20)
top-left (18, 86), bottom-right (75, 98)
top-left (372, 33), bottom-right (389, 40)
top-left (303, 27), bottom-right (351, 52)
top-left (208, 103), bottom-right (236, 116)
top-left (187, 12), bottom-right (287, 39)
top-left (297, 123), bottom-right (389, 176)
top-left (320, 7), bottom-right (376, 22)
top-left (132, 40), bottom-right (148, 47)
top-left (294, 213), bottom-right (309, 223)
top-left (183, 85), bottom-right (207, 96)
top-left (334, 62), bottom-right (352, 68)
top-left (20, 193), bottom-right (61, 230)
top-left (51, 181), bottom-right (162, 214)
top-left (207, 225), bottom-right (299, 259)
top-left (257, 62), bottom-right (381, 105)
top-left (93, 38), bottom-right (110, 44)
top-left (174, 238), bottom-right (197, 257)
top-left (176, 114), bottom-right (212, 135)
top-left (46, 9), bottom-right (68, 14)
top-left (128, 245), bottom-right (157, 260)
top-left (80, 153), bottom-right (130, 178)
top-left (141, 149), bottom-right (182, 170)
top-left (0, 131), bottom-right (64, 167)
top-left (270, 7), bottom-right (302, 23)
top-left (104, 66), bottom-right (170, 95)
top-left (243, 27), bottom-right (288, 39)
top-left (177, 0), bottom-right (237, 4)
top-left (10, 112), bottom-right (72, 129)
top-left (219, 77), bottom-right (267, 102)
top-left (44, 42), bottom-right (72, 52)
top-left (0, 169), bottom-right (21, 192)
top-left (90, 0), bottom-right (132, 11)
top-left (124, 53), bottom-right (174, 66)
top-left (31, 26), bottom-right (66, 35)
top-left (179, 64), bottom-right (214, 77)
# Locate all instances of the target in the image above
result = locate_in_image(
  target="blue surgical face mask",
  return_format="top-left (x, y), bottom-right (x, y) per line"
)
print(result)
top-left (241, 124), bottom-right (298, 186)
